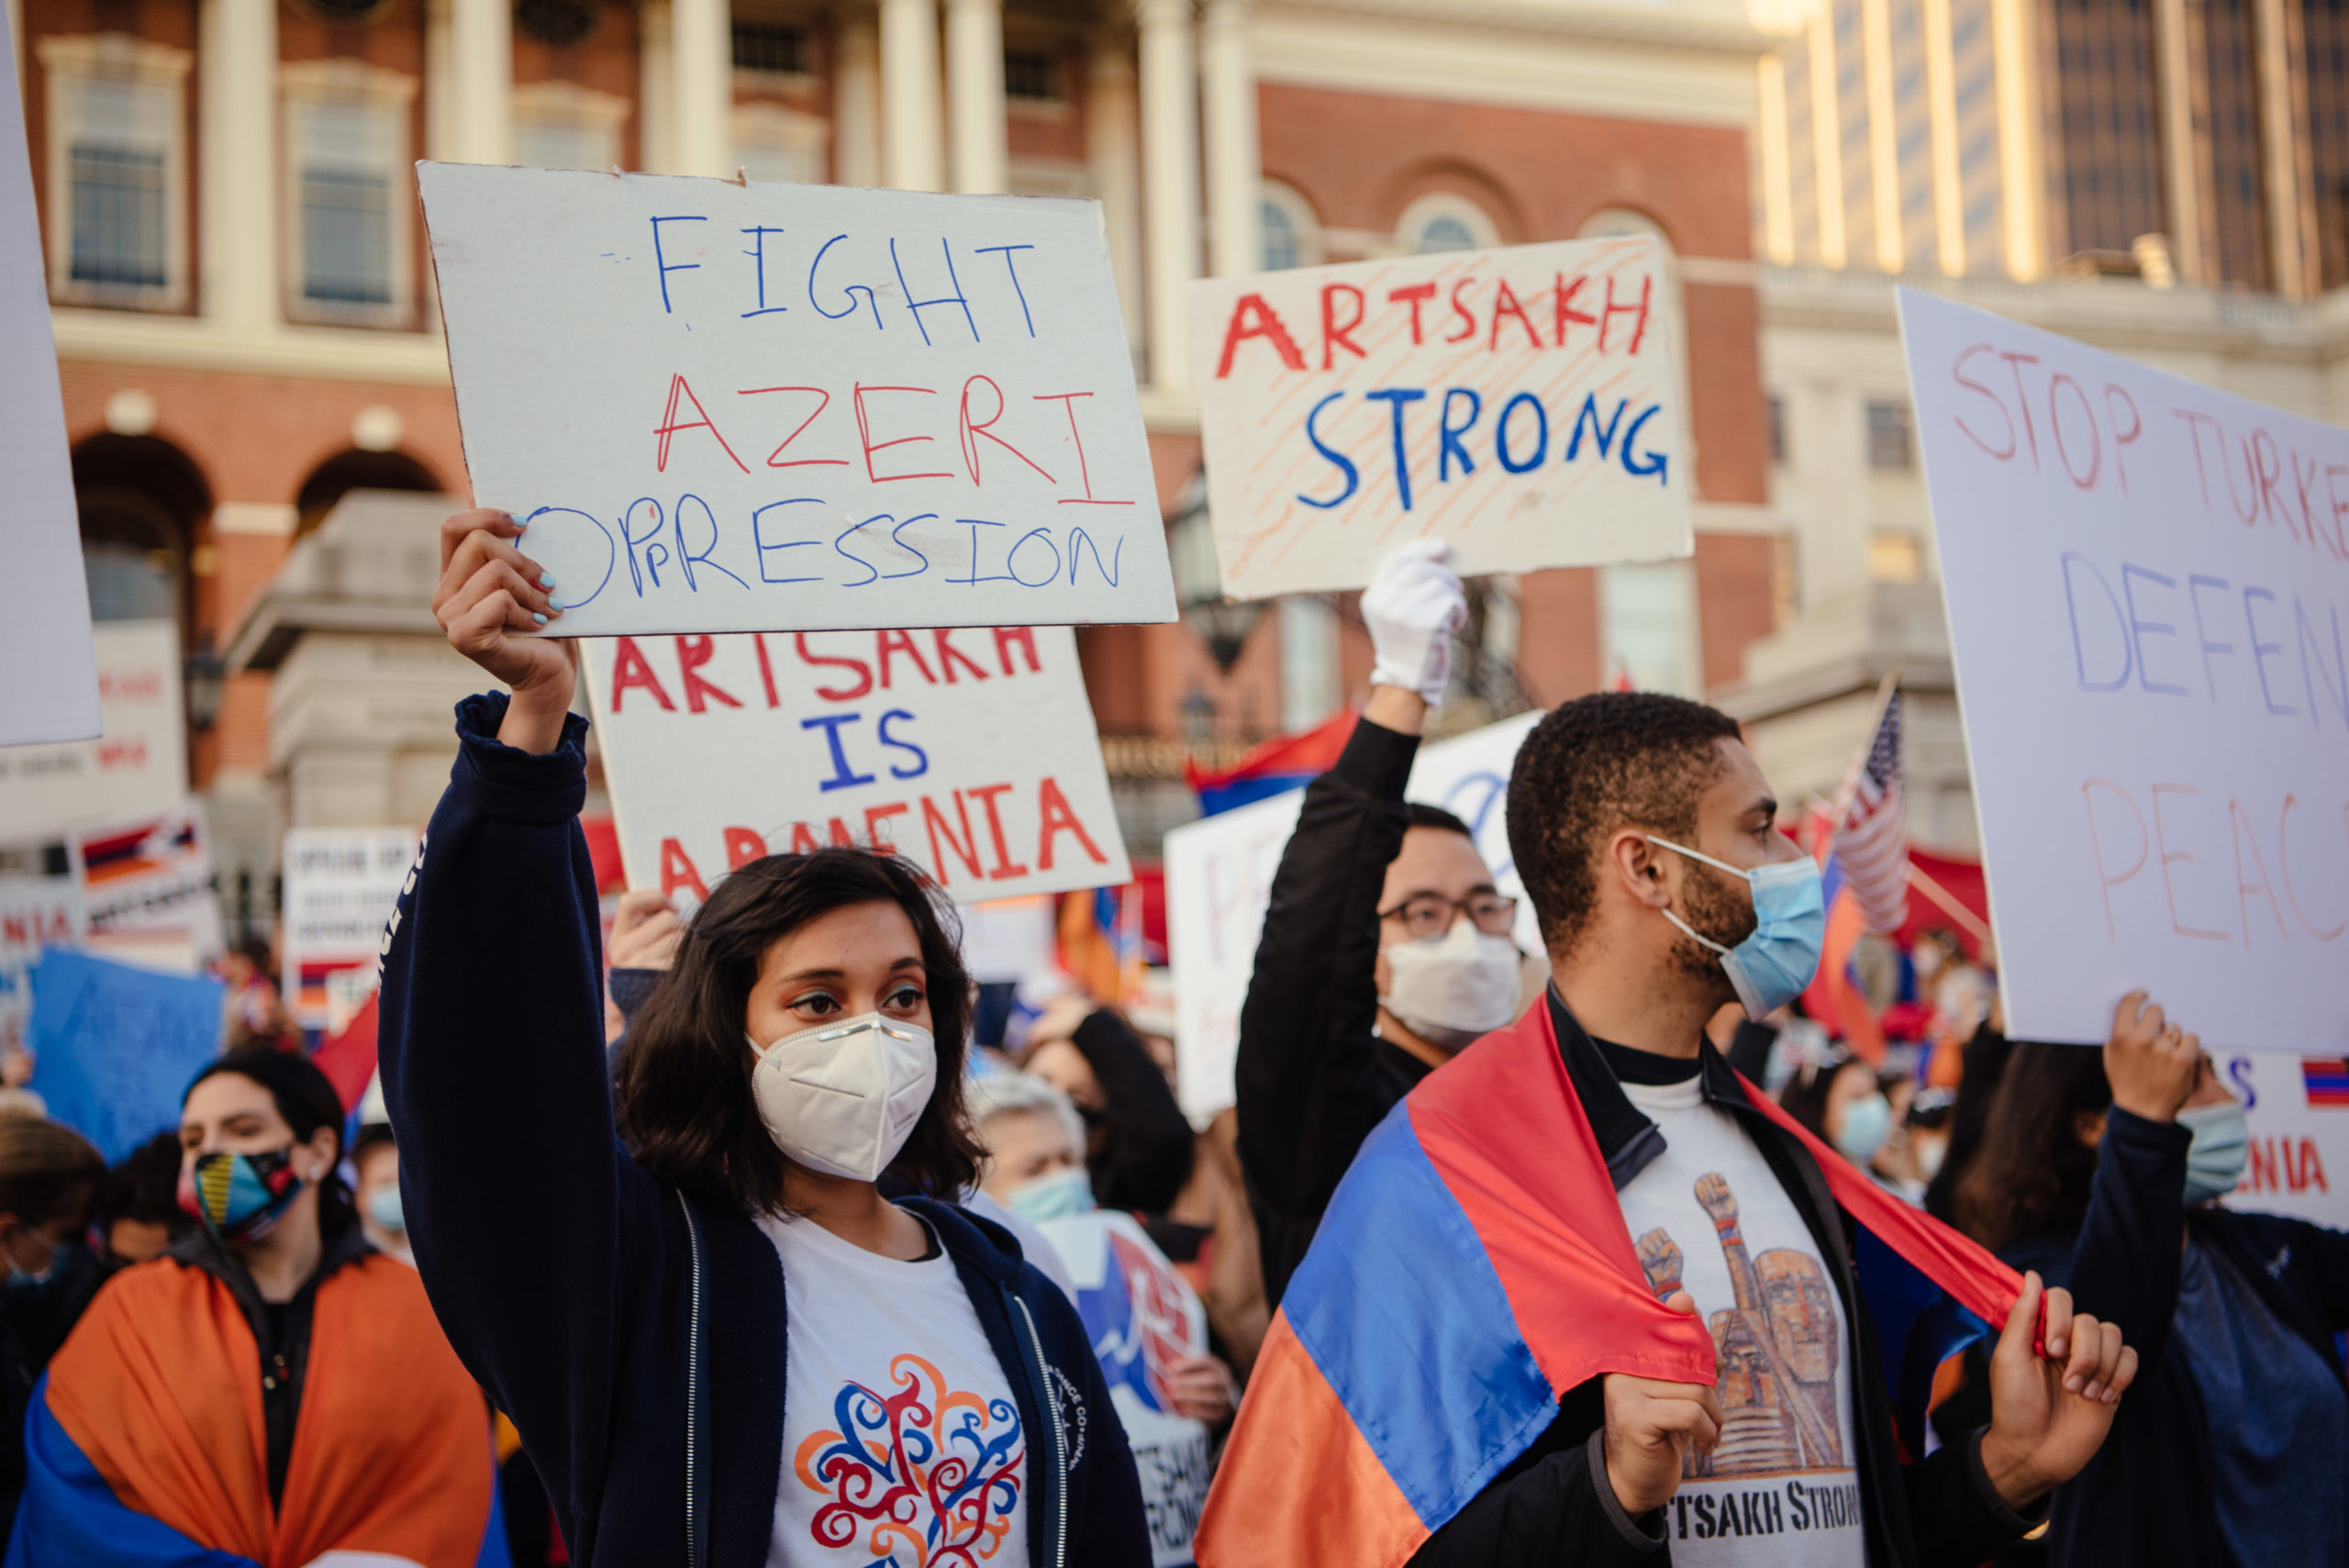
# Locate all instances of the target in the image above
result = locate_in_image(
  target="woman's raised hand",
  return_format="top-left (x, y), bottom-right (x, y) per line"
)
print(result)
top-left (433, 508), bottom-right (576, 752)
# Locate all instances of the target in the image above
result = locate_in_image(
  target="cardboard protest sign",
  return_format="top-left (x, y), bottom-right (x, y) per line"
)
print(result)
top-left (1035, 1210), bottom-right (1211, 1565)
top-left (2208, 1050), bottom-right (2349, 1227)
top-left (420, 163), bottom-right (1176, 638)
top-left (67, 800), bottom-right (223, 967)
top-left (584, 626), bottom-right (1129, 908)
top-left (1163, 710), bottom-right (1542, 1118)
top-left (1189, 237), bottom-right (1690, 600)
top-left (1900, 291), bottom-right (2349, 1051)
top-left (27, 949), bottom-right (223, 1162)
top-left (0, 23), bottom-right (98, 749)
top-left (0, 621), bottom-right (187, 844)
top-left (282, 828), bottom-right (419, 1030)
top-left (0, 876), bottom-right (85, 1057)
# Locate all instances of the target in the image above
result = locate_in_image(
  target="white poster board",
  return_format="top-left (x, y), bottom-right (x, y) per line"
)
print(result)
top-left (1900, 290), bottom-right (2349, 1051)
top-left (584, 627), bottom-right (1129, 907)
top-left (1164, 710), bottom-right (1542, 1118)
top-left (281, 828), bottom-right (419, 1030)
top-left (2214, 1050), bottom-right (2349, 1228)
top-left (420, 163), bottom-right (1176, 637)
top-left (1189, 236), bottom-right (1691, 600)
top-left (0, 24), bottom-right (98, 749)
top-left (0, 876), bottom-right (86, 1057)
top-left (1035, 1210), bottom-right (1211, 1566)
top-left (0, 621), bottom-right (187, 843)
top-left (67, 800), bottom-right (222, 967)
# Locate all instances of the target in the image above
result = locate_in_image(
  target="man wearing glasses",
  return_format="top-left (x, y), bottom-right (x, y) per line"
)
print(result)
top-left (1235, 541), bottom-right (1530, 1308)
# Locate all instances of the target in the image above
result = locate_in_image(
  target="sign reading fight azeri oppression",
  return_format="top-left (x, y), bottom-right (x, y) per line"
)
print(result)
top-left (1163, 709), bottom-right (1542, 1119)
top-left (281, 828), bottom-right (419, 1030)
top-left (420, 163), bottom-right (1177, 638)
top-left (1189, 235), bottom-right (1692, 600)
top-left (584, 626), bottom-right (1129, 909)
top-left (1901, 290), bottom-right (2349, 1051)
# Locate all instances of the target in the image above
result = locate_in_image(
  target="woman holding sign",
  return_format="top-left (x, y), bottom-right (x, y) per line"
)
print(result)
top-left (378, 509), bottom-right (1148, 1568)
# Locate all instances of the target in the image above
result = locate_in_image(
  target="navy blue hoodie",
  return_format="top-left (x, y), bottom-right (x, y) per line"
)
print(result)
top-left (378, 693), bottom-right (1149, 1568)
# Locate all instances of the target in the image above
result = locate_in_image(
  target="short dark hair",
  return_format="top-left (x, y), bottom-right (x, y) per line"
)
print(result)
top-left (185, 1050), bottom-right (357, 1233)
top-left (96, 1132), bottom-right (185, 1232)
top-left (1776, 1053), bottom-right (1865, 1143)
top-left (0, 1118), bottom-right (104, 1228)
top-left (1405, 802), bottom-right (1476, 840)
top-left (615, 847), bottom-right (981, 1218)
top-left (1506, 692), bottom-right (1743, 956)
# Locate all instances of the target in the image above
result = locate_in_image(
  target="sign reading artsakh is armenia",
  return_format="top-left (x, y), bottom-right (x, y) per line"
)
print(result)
top-left (1189, 234), bottom-right (1692, 600)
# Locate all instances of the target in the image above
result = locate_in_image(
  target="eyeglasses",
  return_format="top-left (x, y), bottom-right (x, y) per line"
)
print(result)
top-left (1378, 892), bottom-right (1519, 940)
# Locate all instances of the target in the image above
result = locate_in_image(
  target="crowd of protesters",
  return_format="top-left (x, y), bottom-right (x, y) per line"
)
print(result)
top-left (0, 516), bottom-right (2332, 1568)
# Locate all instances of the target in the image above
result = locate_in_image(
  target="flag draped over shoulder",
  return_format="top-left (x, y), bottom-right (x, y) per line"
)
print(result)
top-left (1195, 1002), bottom-right (2021, 1568)
top-left (7, 1252), bottom-right (507, 1568)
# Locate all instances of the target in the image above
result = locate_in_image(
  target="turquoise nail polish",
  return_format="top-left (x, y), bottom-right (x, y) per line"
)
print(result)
top-left (533, 612), bottom-right (548, 625)
top-left (539, 573), bottom-right (554, 589)
top-left (548, 597), bottom-right (563, 610)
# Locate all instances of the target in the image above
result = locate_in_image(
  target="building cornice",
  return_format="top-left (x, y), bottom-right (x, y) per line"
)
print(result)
top-left (1263, 0), bottom-right (1775, 56)
top-left (51, 309), bottom-right (456, 386)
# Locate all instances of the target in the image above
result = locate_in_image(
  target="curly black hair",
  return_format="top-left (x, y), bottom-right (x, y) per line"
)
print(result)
top-left (1505, 692), bottom-right (1743, 958)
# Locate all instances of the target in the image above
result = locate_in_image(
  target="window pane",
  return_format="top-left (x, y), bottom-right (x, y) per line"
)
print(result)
top-left (1865, 399), bottom-right (1913, 469)
top-left (517, 118), bottom-right (615, 171)
top-left (732, 22), bottom-right (807, 73)
top-left (1004, 50), bottom-right (1061, 101)
top-left (303, 168), bottom-right (393, 304)
top-left (70, 145), bottom-right (166, 287)
top-left (1261, 200), bottom-right (1297, 270)
top-left (1601, 562), bottom-right (1694, 696)
top-left (1416, 214), bottom-right (1478, 253)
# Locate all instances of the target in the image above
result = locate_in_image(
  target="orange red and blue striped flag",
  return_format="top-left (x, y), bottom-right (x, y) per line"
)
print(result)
top-left (1196, 999), bottom-right (2022, 1568)
top-left (6, 1250), bottom-right (506, 1568)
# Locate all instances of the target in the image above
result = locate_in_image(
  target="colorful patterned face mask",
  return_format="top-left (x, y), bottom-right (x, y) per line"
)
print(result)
top-left (178, 1148), bottom-right (304, 1242)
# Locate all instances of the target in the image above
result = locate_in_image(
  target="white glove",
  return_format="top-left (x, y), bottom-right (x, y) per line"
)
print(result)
top-left (1362, 539), bottom-right (1468, 705)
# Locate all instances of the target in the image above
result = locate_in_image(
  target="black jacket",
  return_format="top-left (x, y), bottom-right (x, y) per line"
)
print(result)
top-left (1233, 717), bottom-right (1432, 1307)
top-left (379, 693), bottom-right (1149, 1568)
top-left (2003, 1106), bottom-right (2349, 1568)
top-left (1067, 1008), bottom-right (1194, 1215)
top-left (1409, 991), bottom-right (2045, 1568)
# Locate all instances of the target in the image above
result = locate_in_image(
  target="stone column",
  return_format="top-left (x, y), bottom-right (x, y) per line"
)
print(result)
top-left (2152, 0), bottom-right (2199, 282)
top-left (423, 0), bottom-right (457, 161)
top-left (945, 0), bottom-right (1007, 192)
top-left (881, 0), bottom-right (943, 190)
top-left (673, 0), bottom-right (732, 176)
top-left (450, 0), bottom-right (511, 162)
top-left (833, 6), bottom-right (882, 185)
top-left (1199, 0), bottom-right (1258, 277)
top-left (198, 0), bottom-right (278, 326)
top-left (1136, 0), bottom-right (1198, 389)
top-left (2254, 0), bottom-right (2310, 298)
top-left (640, 0), bottom-right (675, 172)
top-left (1086, 36), bottom-right (1144, 353)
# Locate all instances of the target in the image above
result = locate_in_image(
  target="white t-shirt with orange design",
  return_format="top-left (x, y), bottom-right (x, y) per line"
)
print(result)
top-left (760, 1209), bottom-right (1031, 1568)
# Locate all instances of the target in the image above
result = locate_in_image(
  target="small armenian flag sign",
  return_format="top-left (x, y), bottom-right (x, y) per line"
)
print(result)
top-left (2302, 1059), bottom-right (2349, 1107)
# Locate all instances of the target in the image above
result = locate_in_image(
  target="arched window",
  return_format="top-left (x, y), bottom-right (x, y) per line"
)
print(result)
top-left (295, 448), bottom-right (443, 538)
top-left (72, 433), bottom-right (210, 628)
top-left (1396, 193), bottom-right (1500, 255)
top-left (1259, 181), bottom-right (1322, 271)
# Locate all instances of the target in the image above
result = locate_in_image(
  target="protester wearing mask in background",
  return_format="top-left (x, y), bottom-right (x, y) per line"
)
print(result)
top-left (218, 940), bottom-right (300, 1055)
top-left (381, 508), bottom-right (1148, 1568)
top-left (1020, 989), bottom-right (1196, 1215)
top-left (971, 1072), bottom-right (1238, 1426)
top-left (1203, 691), bottom-right (2134, 1568)
top-left (1778, 1052), bottom-right (1895, 1169)
top-left (1234, 541), bottom-right (1529, 1307)
top-left (92, 1133), bottom-right (187, 1271)
top-left (351, 1124), bottom-right (412, 1266)
top-left (8, 1052), bottom-right (502, 1565)
top-left (1951, 995), bottom-right (2349, 1568)
top-left (0, 1118), bottom-right (104, 1540)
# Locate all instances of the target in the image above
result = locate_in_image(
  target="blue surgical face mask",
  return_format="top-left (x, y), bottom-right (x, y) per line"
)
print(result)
top-left (1007, 1166), bottom-right (1094, 1223)
top-left (365, 1184), bottom-right (406, 1235)
top-left (1835, 1090), bottom-right (1894, 1165)
top-left (1646, 837), bottom-right (1827, 1019)
top-left (2176, 1100), bottom-right (2250, 1207)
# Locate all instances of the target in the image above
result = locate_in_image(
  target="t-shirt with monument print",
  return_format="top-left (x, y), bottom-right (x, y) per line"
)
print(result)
top-left (1615, 1075), bottom-right (1865, 1564)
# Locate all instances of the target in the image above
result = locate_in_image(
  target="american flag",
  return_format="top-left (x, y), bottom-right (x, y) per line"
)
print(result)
top-left (1834, 689), bottom-right (1909, 933)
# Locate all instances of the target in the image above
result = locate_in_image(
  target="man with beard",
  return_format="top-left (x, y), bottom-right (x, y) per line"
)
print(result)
top-left (1198, 693), bottom-right (2137, 1568)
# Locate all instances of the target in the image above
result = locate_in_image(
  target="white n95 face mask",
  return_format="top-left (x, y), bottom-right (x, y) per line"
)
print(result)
top-left (1381, 916), bottom-right (1524, 1052)
top-left (747, 1013), bottom-right (938, 1183)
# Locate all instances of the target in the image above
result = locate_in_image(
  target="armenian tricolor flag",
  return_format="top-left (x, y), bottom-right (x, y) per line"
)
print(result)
top-left (1196, 999), bottom-right (2021, 1568)
top-left (1184, 708), bottom-right (1358, 817)
top-left (6, 1251), bottom-right (507, 1568)
top-left (2304, 1058), bottom-right (2349, 1106)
